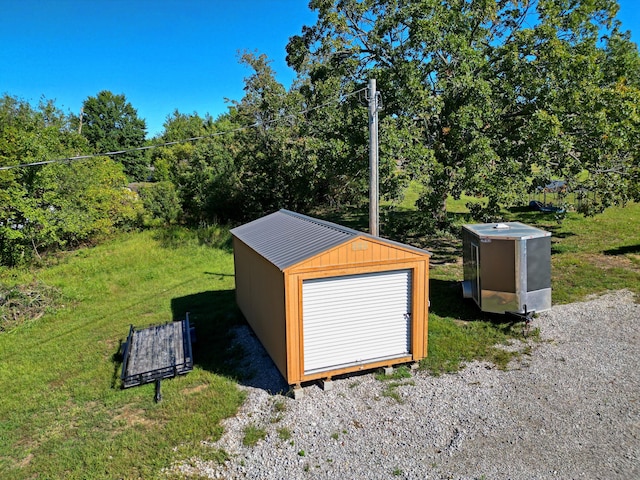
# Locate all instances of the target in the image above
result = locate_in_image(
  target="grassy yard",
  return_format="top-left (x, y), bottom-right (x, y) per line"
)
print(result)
top-left (0, 228), bottom-right (246, 479)
top-left (386, 198), bottom-right (640, 374)
top-left (1, 200), bottom-right (638, 478)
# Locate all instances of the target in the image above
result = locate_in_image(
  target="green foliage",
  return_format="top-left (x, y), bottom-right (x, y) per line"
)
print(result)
top-left (242, 424), bottom-right (267, 447)
top-left (33, 158), bottom-right (143, 246)
top-left (0, 95), bottom-right (141, 266)
top-left (0, 229), bottom-right (245, 479)
top-left (79, 90), bottom-right (148, 181)
top-left (374, 365), bottom-right (412, 381)
top-left (277, 427), bottom-right (292, 441)
top-left (136, 181), bottom-right (182, 226)
top-left (151, 52), bottom-right (407, 225)
top-left (150, 113), bottom-right (243, 224)
top-left (289, 0), bottom-right (640, 226)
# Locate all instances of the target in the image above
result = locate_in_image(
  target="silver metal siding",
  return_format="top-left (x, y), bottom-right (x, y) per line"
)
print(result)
top-left (462, 222), bottom-right (552, 314)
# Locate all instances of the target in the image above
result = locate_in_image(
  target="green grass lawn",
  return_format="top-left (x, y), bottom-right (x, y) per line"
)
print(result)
top-left (507, 204), bottom-right (640, 304)
top-left (1, 199), bottom-right (638, 478)
top-left (380, 193), bottom-right (640, 374)
top-left (0, 228), bottom-right (245, 479)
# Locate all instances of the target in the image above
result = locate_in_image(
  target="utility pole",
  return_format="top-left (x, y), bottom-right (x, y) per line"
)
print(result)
top-left (78, 107), bottom-right (84, 135)
top-left (368, 78), bottom-right (380, 237)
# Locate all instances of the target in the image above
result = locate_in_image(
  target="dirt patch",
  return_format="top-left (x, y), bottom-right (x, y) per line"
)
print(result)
top-left (593, 253), bottom-right (640, 272)
top-left (181, 384), bottom-right (209, 396)
top-left (17, 453), bottom-right (34, 468)
top-left (112, 406), bottom-right (155, 430)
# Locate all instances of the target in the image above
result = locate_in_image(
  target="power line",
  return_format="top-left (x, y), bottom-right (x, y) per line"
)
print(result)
top-left (0, 87), bottom-right (368, 172)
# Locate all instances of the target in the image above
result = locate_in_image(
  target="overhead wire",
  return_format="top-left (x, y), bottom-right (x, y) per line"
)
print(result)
top-left (0, 86), bottom-right (369, 172)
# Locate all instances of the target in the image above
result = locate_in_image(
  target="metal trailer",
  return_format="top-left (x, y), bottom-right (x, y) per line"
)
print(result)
top-left (461, 222), bottom-right (551, 319)
top-left (120, 316), bottom-right (193, 401)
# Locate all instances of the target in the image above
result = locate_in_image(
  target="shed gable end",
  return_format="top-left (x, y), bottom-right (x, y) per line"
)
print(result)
top-left (289, 237), bottom-right (428, 271)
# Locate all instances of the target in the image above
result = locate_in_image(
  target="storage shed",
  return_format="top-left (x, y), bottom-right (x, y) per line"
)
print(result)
top-left (231, 209), bottom-right (431, 386)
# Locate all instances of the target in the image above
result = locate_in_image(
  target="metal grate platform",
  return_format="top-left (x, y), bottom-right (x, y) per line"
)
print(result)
top-left (120, 317), bottom-right (193, 389)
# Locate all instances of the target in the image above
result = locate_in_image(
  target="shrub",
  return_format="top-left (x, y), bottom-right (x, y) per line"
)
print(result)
top-left (136, 181), bottom-right (182, 226)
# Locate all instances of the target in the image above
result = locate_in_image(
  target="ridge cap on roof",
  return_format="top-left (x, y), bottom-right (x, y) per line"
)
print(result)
top-left (278, 209), bottom-right (430, 256)
top-left (279, 209), bottom-right (362, 237)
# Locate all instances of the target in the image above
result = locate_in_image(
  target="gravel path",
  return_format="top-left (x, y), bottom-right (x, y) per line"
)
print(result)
top-left (172, 290), bottom-right (640, 479)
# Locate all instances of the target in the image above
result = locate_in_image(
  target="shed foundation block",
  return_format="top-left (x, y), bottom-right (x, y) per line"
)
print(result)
top-left (291, 384), bottom-right (304, 400)
top-left (319, 378), bottom-right (333, 391)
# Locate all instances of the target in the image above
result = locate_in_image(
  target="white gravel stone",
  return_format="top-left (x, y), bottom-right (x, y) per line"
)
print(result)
top-left (170, 290), bottom-right (640, 479)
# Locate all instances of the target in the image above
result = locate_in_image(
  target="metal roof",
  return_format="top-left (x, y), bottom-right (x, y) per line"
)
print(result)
top-left (231, 209), bottom-right (430, 271)
top-left (462, 222), bottom-right (550, 240)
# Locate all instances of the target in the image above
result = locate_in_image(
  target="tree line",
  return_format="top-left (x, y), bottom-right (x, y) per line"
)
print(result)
top-left (1, 0), bottom-right (639, 266)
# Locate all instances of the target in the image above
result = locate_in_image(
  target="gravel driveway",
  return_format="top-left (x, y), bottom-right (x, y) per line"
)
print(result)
top-left (173, 290), bottom-right (640, 479)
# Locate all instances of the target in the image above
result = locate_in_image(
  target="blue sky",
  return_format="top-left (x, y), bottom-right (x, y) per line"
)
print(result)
top-left (1, 1), bottom-right (638, 139)
top-left (0, 0), bottom-right (317, 137)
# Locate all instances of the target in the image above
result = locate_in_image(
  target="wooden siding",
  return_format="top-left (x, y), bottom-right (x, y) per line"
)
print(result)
top-left (232, 215), bottom-right (430, 386)
top-left (288, 237), bottom-right (424, 273)
top-left (285, 257), bottom-right (430, 384)
top-left (233, 238), bottom-right (288, 380)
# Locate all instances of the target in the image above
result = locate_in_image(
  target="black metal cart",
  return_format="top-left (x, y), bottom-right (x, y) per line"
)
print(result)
top-left (120, 315), bottom-right (193, 401)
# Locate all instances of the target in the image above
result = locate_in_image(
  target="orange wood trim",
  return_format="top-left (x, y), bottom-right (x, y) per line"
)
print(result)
top-left (285, 272), bottom-right (301, 383)
top-left (291, 258), bottom-right (425, 278)
top-left (283, 236), bottom-right (430, 273)
top-left (299, 356), bottom-right (414, 383)
top-left (296, 274), bottom-right (305, 384)
top-left (424, 259), bottom-right (429, 357)
top-left (411, 261), bottom-right (426, 359)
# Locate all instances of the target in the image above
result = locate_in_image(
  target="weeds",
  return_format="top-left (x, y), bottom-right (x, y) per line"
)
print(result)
top-left (381, 380), bottom-right (416, 403)
top-left (0, 281), bottom-right (61, 332)
top-left (242, 424), bottom-right (267, 447)
top-left (374, 365), bottom-right (412, 381)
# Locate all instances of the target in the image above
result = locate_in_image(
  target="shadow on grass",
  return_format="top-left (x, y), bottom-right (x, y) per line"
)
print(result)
top-left (170, 289), bottom-right (243, 378)
top-left (429, 278), bottom-right (525, 333)
top-left (430, 278), bottom-right (488, 321)
top-left (171, 289), bottom-right (289, 393)
top-left (111, 288), bottom-right (288, 394)
top-left (604, 244), bottom-right (640, 256)
top-left (111, 290), bottom-right (244, 390)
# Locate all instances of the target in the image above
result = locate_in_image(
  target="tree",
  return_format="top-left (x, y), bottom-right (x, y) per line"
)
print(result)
top-left (79, 90), bottom-right (148, 181)
top-left (150, 110), bottom-right (241, 224)
top-left (230, 51), bottom-right (408, 218)
top-left (229, 52), bottom-right (319, 217)
top-left (0, 95), bottom-right (89, 264)
top-left (0, 95), bottom-right (141, 265)
top-left (287, 0), bottom-right (640, 225)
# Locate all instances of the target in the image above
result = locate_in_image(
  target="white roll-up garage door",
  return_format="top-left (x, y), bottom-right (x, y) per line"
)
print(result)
top-left (302, 269), bottom-right (412, 375)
